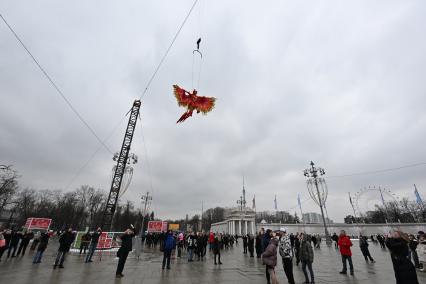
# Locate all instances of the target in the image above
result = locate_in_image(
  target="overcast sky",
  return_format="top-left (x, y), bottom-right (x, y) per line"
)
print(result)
top-left (1, 0), bottom-right (426, 222)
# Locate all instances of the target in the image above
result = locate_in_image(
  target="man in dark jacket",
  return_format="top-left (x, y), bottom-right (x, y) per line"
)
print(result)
top-left (162, 230), bottom-right (176, 269)
top-left (116, 226), bottom-right (135, 278)
top-left (33, 231), bottom-right (50, 264)
top-left (7, 229), bottom-right (21, 258)
top-left (17, 230), bottom-right (34, 256)
top-left (242, 234), bottom-right (248, 254)
top-left (54, 228), bottom-right (75, 269)
top-left (359, 234), bottom-right (375, 263)
top-left (255, 232), bottom-right (262, 258)
top-left (247, 234), bottom-right (255, 257)
top-left (85, 228), bottom-right (102, 263)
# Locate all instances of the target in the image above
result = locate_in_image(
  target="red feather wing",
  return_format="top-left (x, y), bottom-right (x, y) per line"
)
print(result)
top-left (194, 96), bottom-right (216, 114)
top-left (173, 85), bottom-right (191, 107)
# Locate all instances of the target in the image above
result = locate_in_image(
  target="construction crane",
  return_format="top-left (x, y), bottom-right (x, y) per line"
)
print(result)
top-left (101, 100), bottom-right (141, 230)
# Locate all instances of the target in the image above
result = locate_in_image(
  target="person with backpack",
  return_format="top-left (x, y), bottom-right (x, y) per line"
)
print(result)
top-left (279, 228), bottom-right (295, 284)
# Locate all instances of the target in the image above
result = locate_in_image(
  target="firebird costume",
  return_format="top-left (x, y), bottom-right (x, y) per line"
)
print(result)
top-left (173, 85), bottom-right (216, 123)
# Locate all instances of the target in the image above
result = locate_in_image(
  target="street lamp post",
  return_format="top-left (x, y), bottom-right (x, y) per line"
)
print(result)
top-left (140, 192), bottom-right (152, 235)
top-left (304, 161), bottom-right (332, 246)
top-left (135, 192), bottom-right (152, 259)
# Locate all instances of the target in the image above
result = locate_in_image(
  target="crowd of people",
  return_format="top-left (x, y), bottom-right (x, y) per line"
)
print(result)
top-left (1, 225), bottom-right (425, 283)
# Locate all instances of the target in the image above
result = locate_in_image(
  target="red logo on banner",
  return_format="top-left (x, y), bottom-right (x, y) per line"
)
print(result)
top-left (97, 232), bottom-right (113, 249)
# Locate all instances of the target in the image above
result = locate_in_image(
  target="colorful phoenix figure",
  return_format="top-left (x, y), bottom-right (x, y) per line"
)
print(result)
top-left (173, 85), bottom-right (216, 123)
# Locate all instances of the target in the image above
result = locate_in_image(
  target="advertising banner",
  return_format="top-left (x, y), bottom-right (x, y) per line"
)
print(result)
top-left (147, 221), bottom-right (168, 232)
top-left (168, 223), bottom-right (180, 231)
top-left (147, 221), bottom-right (163, 232)
top-left (24, 218), bottom-right (52, 230)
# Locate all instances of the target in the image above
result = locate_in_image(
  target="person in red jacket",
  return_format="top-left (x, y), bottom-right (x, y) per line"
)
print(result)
top-left (338, 230), bottom-right (354, 275)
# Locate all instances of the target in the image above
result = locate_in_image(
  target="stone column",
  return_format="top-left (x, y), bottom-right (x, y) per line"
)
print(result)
top-left (251, 220), bottom-right (255, 234)
top-left (239, 220), bottom-right (242, 235)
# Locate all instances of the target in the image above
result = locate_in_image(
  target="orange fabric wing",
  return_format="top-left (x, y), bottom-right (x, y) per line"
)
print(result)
top-left (173, 85), bottom-right (191, 107)
top-left (194, 96), bottom-right (216, 114)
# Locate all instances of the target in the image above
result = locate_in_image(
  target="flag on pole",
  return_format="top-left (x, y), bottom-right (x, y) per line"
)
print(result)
top-left (274, 195), bottom-right (277, 210)
top-left (379, 188), bottom-right (386, 206)
top-left (297, 194), bottom-right (302, 210)
top-left (349, 193), bottom-right (353, 207)
top-left (414, 185), bottom-right (423, 205)
top-left (252, 195), bottom-right (256, 209)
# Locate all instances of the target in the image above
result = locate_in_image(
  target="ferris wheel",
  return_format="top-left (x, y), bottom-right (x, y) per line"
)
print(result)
top-left (352, 186), bottom-right (399, 217)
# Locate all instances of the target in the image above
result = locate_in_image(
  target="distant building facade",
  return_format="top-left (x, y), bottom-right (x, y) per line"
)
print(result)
top-left (302, 212), bottom-right (333, 224)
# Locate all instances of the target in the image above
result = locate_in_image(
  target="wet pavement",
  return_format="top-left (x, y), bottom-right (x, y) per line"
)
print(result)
top-left (1, 241), bottom-right (425, 284)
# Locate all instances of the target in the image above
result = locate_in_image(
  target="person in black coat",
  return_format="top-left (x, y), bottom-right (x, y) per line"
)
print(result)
top-left (17, 230), bottom-right (34, 256)
top-left (386, 231), bottom-right (419, 284)
top-left (359, 234), bottom-right (375, 263)
top-left (255, 232), bottom-right (262, 258)
top-left (54, 228), bottom-right (75, 269)
top-left (242, 234), bottom-right (248, 254)
top-left (247, 234), bottom-right (255, 257)
top-left (7, 229), bottom-right (21, 258)
top-left (85, 228), bottom-right (102, 263)
top-left (116, 226), bottom-right (135, 278)
top-left (33, 232), bottom-right (50, 264)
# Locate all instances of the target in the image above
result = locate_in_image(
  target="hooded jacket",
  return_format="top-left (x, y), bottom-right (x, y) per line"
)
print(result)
top-left (262, 238), bottom-right (278, 267)
top-left (338, 234), bottom-right (353, 256)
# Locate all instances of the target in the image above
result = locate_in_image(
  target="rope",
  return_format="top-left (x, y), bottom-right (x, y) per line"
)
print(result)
top-left (328, 162), bottom-right (426, 179)
top-left (139, 123), bottom-right (156, 214)
top-left (140, 0), bottom-right (199, 99)
top-left (0, 14), bottom-right (113, 154)
top-left (64, 114), bottom-right (128, 190)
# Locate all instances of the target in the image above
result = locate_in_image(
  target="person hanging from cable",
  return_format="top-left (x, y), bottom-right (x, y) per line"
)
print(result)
top-left (173, 38), bottom-right (216, 123)
top-left (173, 85), bottom-right (216, 123)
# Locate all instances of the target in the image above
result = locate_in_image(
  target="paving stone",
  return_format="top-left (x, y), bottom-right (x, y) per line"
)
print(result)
top-left (1, 241), bottom-right (425, 284)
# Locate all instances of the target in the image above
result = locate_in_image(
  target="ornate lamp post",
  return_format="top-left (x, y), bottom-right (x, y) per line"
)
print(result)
top-left (112, 152), bottom-right (138, 198)
top-left (135, 191), bottom-right (152, 259)
top-left (304, 161), bottom-right (332, 246)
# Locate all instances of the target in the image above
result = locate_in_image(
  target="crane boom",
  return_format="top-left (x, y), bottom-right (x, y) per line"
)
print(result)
top-left (101, 100), bottom-right (141, 230)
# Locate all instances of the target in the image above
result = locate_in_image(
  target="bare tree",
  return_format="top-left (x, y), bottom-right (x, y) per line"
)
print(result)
top-left (0, 165), bottom-right (19, 215)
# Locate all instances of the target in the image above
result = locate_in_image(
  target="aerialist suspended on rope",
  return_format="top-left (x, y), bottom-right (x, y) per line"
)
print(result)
top-left (173, 85), bottom-right (216, 123)
top-left (173, 38), bottom-right (216, 123)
